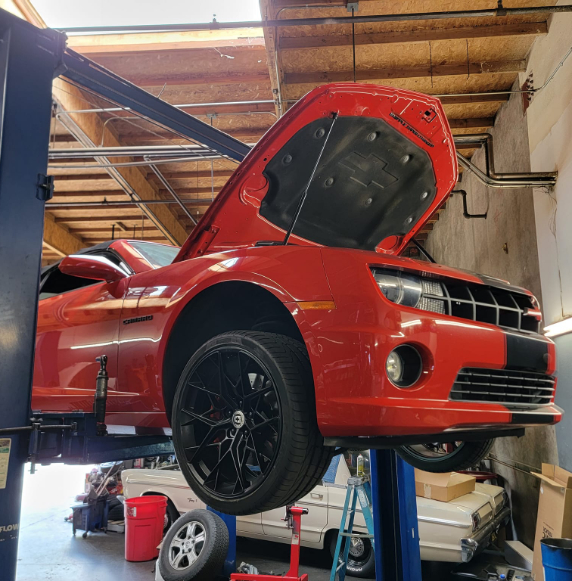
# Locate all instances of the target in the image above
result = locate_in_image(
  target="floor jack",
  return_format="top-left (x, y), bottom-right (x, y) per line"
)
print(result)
top-left (231, 506), bottom-right (309, 581)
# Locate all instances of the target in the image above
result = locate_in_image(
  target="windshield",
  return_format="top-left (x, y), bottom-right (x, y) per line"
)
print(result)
top-left (130, 241), bottom-right (180, 268)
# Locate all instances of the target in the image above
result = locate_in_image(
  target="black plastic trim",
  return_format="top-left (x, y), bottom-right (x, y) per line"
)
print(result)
top-left (505, 331), bottom-right (548, 372)
top-left (324, 428), bottom-right (524, 449)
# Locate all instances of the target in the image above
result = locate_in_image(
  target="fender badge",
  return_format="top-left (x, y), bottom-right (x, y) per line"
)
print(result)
top-left (123, 315), bottom-right (154, 325)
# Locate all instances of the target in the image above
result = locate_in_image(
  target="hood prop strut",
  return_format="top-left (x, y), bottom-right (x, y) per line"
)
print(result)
top-left (283, 113), bottom-right (339, 246)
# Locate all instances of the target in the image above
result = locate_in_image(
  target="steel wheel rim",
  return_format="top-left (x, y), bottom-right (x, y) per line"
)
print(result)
top-left (349, 537), bottom-right (366, 559)
top-left (176, 346), bottom-right (282, 499)
top-left (403, 441), bottom-right (463, 461)
top-left (168, 521), bottom-right (206, 570)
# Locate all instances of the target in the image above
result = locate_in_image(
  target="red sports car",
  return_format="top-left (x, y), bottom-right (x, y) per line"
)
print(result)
top-left (34, 84), bottom-right (560, 515)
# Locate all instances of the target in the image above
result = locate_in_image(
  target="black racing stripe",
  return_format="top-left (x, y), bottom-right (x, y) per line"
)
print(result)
top-left (505, 331), bottom-right (548, 373)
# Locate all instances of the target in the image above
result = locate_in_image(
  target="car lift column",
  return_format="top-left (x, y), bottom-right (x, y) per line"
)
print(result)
top-left (0, 11), bottom-right (65, 581)
top-left (370, 450), bottom-right (422, 581)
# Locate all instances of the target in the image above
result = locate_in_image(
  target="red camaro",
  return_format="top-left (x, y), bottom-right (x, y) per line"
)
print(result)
top-left (34, 84), bottom-right (560, 515)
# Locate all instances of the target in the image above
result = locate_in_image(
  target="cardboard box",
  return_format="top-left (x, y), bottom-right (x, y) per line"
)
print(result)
top-left (414, 469), bottom-right (476, 502)
top-left (531, 464), bottom-right (572, 581)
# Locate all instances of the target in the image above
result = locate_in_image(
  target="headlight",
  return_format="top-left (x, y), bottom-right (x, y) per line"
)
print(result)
top-left (371, 268), bottom-right (446, 315)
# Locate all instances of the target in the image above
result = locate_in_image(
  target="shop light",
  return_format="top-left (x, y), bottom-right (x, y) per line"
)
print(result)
top-left (544, 317), bottom-right (572, 338)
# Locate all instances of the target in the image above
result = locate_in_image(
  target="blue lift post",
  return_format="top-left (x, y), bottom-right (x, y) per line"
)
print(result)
top-left (369, 450), bottom-right (423, 581)
top-left (0, 11), bottom-right (66, 581)
top-left (0, 8), bottom-right (253, 580)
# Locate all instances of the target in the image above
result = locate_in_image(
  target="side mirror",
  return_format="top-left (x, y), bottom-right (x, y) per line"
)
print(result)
top-left (59, 254), bottom-right (128, 283)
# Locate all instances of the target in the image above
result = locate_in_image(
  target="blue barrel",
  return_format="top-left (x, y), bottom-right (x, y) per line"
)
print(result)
top-left (541, 538), bottom-right (572, 581)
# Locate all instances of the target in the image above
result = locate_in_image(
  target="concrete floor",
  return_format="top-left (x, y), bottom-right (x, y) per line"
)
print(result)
top-left (17, 464), bottom-right (457, 581)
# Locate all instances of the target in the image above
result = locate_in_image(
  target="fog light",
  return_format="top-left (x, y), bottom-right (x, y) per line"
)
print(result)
top-left (386, 345), bottom-right (423, 388)
top-left (386, 352), bottom-right (403, 383)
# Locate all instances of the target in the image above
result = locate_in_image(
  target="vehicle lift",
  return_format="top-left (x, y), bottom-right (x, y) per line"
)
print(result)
top-left (0, 8), bottom-right (421, 581)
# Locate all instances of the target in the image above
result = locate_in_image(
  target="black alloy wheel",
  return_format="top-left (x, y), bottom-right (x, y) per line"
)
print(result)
top-left (396, 439), bottom-right (494, 473)
top-left (172, 331), bottom-right (335, 515)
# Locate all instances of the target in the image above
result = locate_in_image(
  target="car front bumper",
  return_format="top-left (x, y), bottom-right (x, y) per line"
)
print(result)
top-left (295, 250), bottom-right (560, 438)
top-left (461, 506), bottom-right (511, 563)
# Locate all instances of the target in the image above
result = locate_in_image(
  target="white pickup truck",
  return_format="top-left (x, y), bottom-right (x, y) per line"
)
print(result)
top-left (123, 451), bottom-right (509, 578)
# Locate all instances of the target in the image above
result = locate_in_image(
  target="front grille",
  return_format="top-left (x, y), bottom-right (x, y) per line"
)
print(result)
top-left (423, 281), bottom-right (540, 333)
top-left (450, 368), bottom-right (556, 408)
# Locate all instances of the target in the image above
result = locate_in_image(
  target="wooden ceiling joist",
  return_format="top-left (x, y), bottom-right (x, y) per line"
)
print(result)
top-left (53, 79), bottom-right (189, 246)
top-left (284, 60), bottom-right (526, 84)
top-left (279, 22), bottom-right (547, 50)
top-left (127, 72), bottom-right (272, 87)
top-left (43, 213), bottom-right (86, 256)
top-left (67, 29), bottom-right (266, 55)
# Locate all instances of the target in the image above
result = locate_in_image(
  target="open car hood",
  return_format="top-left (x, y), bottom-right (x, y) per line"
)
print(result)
top-left (175, 83), bottom-right (457, 261)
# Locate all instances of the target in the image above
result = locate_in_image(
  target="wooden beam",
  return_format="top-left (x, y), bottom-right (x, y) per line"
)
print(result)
top-left (448, 117), bottom-right (494, 129)
top-left (71, 226), bottom-right (161, 234)
top-left (55, 215), bottom-right (160, 224)
top-left (129, 72), bottom-right (271, 87)
top-left (438, 93), bottom-right (509, 105)
top-left (13, 0), bottom-right (46, 27)
top-left (284, 60), bottom-right (526, 84)
top-left (279, 22), bottom-right (547, 50)
top-left (43, 212), bottom-right (86, 256)
top-left (273, 0), bottom-right (347, 5)
top-left (53, 79), bottom-right (188, 245)
top-left (68, 29), bottom-right (265, 55)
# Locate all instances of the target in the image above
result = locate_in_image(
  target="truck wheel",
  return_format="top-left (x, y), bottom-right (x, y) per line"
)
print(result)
top-left (396, 440), bottom-right (494, 473)
top-left (172, 331), bottom-right (334, 515)
top-left (329, 534), bottom-right (375, 579)
top-left (158, 509), bottom-right (228, 581)
top-left (164, 500), bottom-right (180, 532)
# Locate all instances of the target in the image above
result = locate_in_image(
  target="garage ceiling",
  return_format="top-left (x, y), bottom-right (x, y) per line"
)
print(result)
top-left (41, 0), bottom-right (554, 264)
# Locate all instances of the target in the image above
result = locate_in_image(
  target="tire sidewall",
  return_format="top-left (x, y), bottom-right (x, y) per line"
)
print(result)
top-left (171, 333), bottom-right (307, 514)
top-left (158, 510), bottom-right (227, 581)
top-left (396, 439), bottom-right (494, 473)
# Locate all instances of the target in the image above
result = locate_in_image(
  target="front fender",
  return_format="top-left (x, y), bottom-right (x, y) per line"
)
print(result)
top-left (117, 246), bottom-right (332, 417)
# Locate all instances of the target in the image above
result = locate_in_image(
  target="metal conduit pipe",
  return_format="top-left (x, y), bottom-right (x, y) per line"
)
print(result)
top-left (47, 199), bottom-right (208, 208)
top-left (454, 133), bottom-right (557, 188)
top-left (144, 156), bottom-right (198, 225)
top-left (456, 154), bottom-right (556, 188)
top-left (454, 134), bottom-right (557, 181)
top-left (61, 100), bottom-right (277, 115)
top-left (59, 5), bottom-right (572, 34)
top-left (48, 145), bottom-right (217, 158)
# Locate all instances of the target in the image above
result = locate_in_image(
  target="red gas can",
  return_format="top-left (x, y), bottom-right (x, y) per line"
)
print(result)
top-left (124, 496), bottom-right (167, 562)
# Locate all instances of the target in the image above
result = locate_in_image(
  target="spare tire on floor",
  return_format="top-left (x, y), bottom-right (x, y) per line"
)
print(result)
top-left (158, 509), bottom-right (228, 581)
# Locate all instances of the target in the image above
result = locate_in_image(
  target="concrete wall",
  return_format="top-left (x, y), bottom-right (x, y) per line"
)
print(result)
top-left (524, 4), bottom-right (572, 473)
top-left (425, 82), bottom-right (558, 548)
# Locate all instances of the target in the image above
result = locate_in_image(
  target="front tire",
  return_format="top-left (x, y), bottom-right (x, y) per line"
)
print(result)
top-left (171, 331), bottom-right (334, 515)
top-left (396, 440), bottom-right (494, 473)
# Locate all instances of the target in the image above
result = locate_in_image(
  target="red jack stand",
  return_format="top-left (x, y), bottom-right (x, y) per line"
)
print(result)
top-left (231, 506), bottom-right (309, 581)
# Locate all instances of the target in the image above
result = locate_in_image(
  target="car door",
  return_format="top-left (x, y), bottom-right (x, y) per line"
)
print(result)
top-left (33, 251), bottom-right (130, 414)
top-left (261, 472), bottom-right (330, 545)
